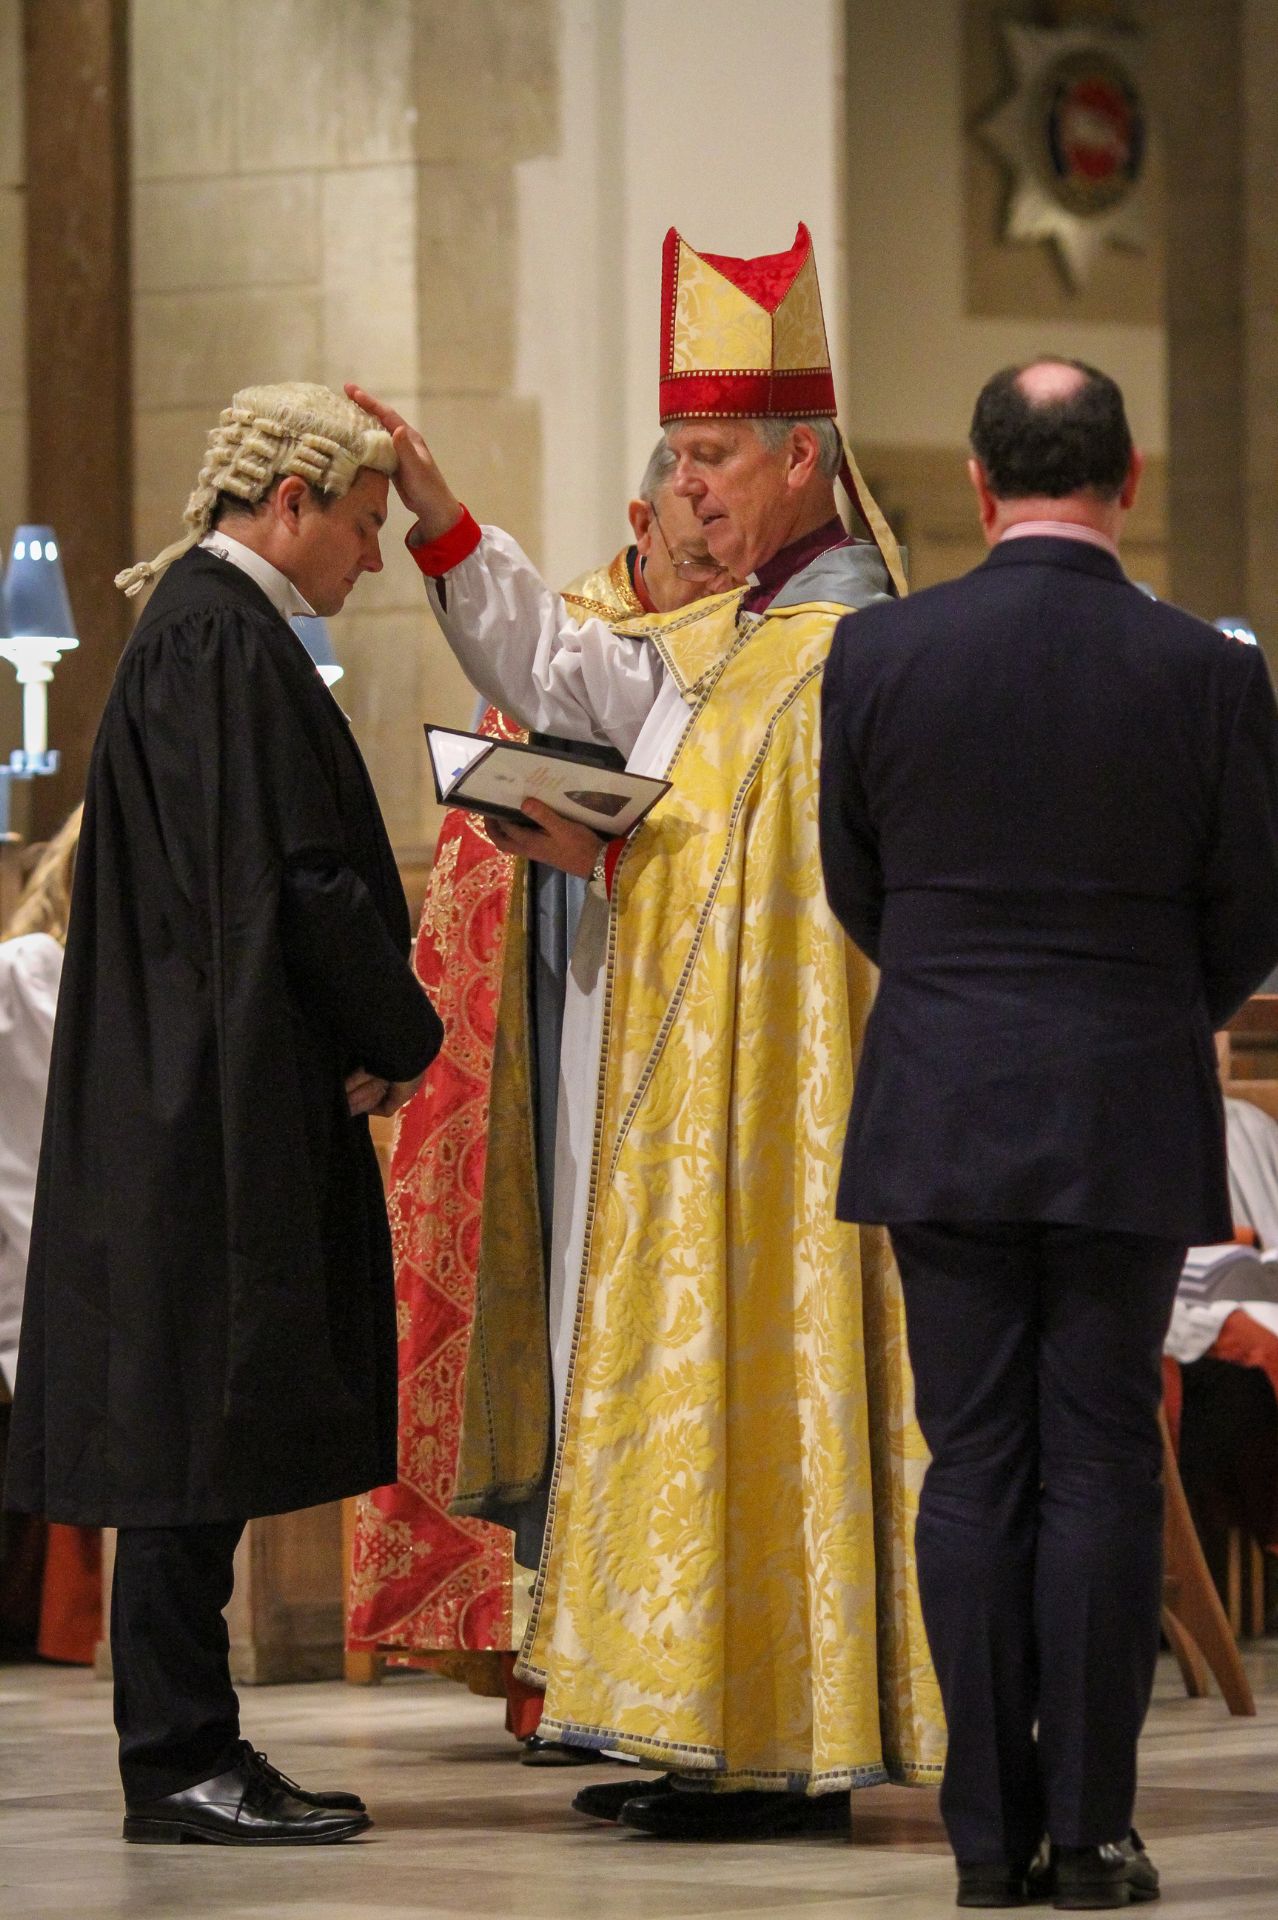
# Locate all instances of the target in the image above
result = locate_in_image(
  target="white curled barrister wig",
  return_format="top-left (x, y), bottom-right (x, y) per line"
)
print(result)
top-left (115, 382), bottom-right (398, 598)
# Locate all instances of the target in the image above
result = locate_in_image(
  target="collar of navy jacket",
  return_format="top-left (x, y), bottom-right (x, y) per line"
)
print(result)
top-left (979, 533), bottom-right (1128, 585)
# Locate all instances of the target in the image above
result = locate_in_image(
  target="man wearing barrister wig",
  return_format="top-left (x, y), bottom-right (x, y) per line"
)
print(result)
top-left (350, 221), bottom-right (944, 1839)
top-left (5, 384), bottom-right (443, 1844)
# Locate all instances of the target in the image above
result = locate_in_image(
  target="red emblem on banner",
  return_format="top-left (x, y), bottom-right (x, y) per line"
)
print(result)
top-left (1043, 52), bottom-right (1145, 215)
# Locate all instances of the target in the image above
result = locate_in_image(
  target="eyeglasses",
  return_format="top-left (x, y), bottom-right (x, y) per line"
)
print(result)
top-left (648, 501), bottom-right (727, 583)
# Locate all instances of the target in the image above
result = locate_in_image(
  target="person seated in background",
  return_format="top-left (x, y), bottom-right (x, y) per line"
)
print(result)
top-left (1224, 1087), bottom-right (1278, 1251)
top-left (1160, 1032), bottom-right (1278, 1581)
top-left (0, 808), bottom-right (79, 1403)
top-left (1166, 1066), bottom-right (1278, 1489)
top-left (0, 806), bottom-right (98, 1664)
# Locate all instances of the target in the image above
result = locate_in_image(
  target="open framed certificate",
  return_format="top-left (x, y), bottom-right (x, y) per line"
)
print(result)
top-left (424, 724), bottom-right (670, 838)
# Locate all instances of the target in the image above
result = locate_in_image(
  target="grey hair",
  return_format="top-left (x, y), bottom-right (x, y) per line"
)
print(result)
top-left (638, 436), bottom-right (678, 503)
top-left (661, 415), bottom-right (843, 480)
top-left (750, 416), bottom-right (843, 478)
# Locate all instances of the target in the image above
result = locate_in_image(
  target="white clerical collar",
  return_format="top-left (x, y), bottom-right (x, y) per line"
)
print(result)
top-left (199, 532), bottom-right (317, 622)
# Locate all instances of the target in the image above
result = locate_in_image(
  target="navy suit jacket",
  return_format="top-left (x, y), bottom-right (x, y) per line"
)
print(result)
top-left (819, 535), bottom-right (1278, 1240)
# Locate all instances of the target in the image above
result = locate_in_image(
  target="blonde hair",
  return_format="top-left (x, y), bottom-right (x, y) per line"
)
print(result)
top-left (115, 383), bottom-right (397, 598)
top-left (2, 804), bottom-right (83, 947)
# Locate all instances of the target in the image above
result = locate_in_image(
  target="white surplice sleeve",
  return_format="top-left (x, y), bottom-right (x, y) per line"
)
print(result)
top-left (423, 527), bottom-right (665, 758)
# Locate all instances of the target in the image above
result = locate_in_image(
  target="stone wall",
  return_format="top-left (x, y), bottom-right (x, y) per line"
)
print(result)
top-left (129, 0), bottom-right (557, 860)
top-left (842, 1), bottom-right (1167, 452)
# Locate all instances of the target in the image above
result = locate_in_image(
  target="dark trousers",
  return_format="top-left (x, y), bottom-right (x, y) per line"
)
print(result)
top-left (111, 1521), bottom-right (245, 1803)
top-left (890, 1222), bottom-right (1183, 1867)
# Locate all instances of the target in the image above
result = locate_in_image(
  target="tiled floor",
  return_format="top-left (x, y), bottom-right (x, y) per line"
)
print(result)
top-left (3, 1650), bottom-right (1278, 1918)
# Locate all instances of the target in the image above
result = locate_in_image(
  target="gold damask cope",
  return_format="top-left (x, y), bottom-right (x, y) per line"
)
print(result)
top-left (521, 591), bottom-right (945, 1790)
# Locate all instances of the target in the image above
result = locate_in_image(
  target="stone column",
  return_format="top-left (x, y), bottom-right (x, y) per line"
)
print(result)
top-left (23, 0), bottom-right (132, 837)
top-left (1156, 0), bottom-right (1246, 633)
top-left (1241, 2), bottom-right (1278, 658)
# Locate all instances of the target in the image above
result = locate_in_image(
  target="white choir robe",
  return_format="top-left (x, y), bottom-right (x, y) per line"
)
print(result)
top-left (0, 932), bottom-right (62, 1393)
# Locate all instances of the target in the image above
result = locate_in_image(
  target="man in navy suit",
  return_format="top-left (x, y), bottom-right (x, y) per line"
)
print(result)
top-left (819, 358), bottom-right (1278, 1910)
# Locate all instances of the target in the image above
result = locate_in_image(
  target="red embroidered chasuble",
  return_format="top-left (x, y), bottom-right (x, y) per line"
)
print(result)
top-left (346, 706), bottom-right (524, 1665)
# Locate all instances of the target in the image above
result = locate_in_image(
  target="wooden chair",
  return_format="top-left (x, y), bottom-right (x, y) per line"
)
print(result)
top-left (1161, 1407), bottom-right (1256, 1714)
top-left (1225, 1527), bottom-right (1267, 1639)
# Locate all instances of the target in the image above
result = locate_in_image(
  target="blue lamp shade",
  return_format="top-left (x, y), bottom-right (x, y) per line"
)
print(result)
top-left (290, 614), bottom-right (344, 687)
top-left (5, 526), bottom-right (77, 644)
top-left (1214, 616), bottom-right (1259, 647)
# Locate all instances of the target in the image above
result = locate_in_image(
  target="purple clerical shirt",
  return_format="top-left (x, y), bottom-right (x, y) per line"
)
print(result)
top-left (740, 516), bottom-right (856, 615)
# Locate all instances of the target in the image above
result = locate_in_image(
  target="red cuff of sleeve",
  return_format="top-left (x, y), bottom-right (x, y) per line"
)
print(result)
top-left (603, 836), bottom-right (627, 899)
top-left (407, 505), bottom-right (483, 577)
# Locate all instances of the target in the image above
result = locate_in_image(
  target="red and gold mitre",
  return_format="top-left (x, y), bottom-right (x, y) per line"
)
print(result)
top-left (659, 223), bottom-right (906, 597)
top-left (659, 223), bottom-right (835, 423)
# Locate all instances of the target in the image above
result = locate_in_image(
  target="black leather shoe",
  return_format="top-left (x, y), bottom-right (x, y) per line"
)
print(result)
top-left (1051, 1831), bottom-right (1158, 1909)
top-left (123, 1750), bottom-right (372, 1845)
top-left (958, 1865), bottom-right (1032, 1908)
top-left (573, 1774), bottom-right (675, 1822)
top-left (249, 1747), bottom-right (367, 1812)
top-left (957, 1848), bottom-right (1052, 1907)
top-left (618, 1783), bottom-right (851, 1840)
top-left (520, 1733), bottom-right (604, 1768)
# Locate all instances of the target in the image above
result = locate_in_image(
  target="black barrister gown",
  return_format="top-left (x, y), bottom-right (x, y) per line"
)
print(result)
top-left (4, 548), bottom-right (444, 1526)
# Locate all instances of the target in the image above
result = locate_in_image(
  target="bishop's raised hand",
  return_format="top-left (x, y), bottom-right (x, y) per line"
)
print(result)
top-left (345, 382), bottom-right (463, 542)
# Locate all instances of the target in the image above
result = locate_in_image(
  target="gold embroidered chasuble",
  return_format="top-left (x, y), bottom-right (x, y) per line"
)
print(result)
top-left (523, 588), bottom-right (945, 1790)
top-left (561, 548), bottom-right (646, 624)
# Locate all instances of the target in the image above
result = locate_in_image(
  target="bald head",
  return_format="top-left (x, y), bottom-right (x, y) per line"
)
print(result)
top-left (1015, 358), bottom-right (1088, 408)
top-left (970, 357), bottom-right (1134, 503)
top-left (966, 355), bottom-right (1141, 547)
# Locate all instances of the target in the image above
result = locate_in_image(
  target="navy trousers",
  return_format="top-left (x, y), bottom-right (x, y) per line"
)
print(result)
top-left (890, 1221), bottom-right (1183, 1867)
